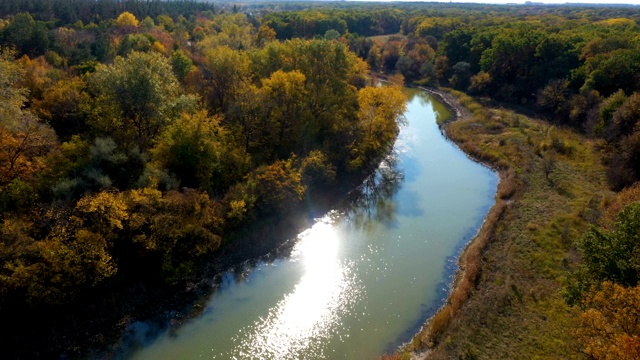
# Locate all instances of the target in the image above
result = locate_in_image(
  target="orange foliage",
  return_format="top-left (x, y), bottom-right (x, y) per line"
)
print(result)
top-left (575, 282), bottom-right (640, 360)
top-left (604, 182), bottom-right (640, 227)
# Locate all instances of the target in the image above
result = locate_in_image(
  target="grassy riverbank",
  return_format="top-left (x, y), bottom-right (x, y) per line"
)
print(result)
top-left (392, 90), bottom-right (613, 359)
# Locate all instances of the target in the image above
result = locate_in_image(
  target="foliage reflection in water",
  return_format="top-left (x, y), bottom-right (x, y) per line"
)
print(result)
top-left (109, 88), bottom-right (497, 360)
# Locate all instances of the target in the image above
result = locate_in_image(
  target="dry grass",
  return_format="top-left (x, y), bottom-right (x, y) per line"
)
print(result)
top-left (368, 34), bottom-right (406, 44)
top-left (402, 90), bottom-right (614, 359)
top-left (377, 353), bottom-right (408, 360)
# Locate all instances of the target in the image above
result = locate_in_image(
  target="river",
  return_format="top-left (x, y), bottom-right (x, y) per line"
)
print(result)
top-left (106, 88), bottom-right (498, 359)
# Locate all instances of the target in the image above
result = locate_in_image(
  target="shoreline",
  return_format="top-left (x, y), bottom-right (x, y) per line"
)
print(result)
top-left (398, 85), bottom-right (610, 359)
top-left (402, 87), bottom-right (510, 359)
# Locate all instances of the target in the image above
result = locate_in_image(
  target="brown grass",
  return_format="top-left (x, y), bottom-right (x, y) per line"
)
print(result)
top-left (400, 89), bottom-right (614, 359)
top-left (368, 34), bottom-right (406, 44)
top-left (419, 198), bottom-right (508, 348)
top-left (376, 353), bottom-right (406, 360)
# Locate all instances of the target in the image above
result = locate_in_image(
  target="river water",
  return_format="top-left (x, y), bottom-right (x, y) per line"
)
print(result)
top-left (108, 88), bottom-right (498, 359)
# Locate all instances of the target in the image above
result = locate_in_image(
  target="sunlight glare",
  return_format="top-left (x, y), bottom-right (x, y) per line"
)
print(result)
top-left (230, 213), bottom-right (361, 359)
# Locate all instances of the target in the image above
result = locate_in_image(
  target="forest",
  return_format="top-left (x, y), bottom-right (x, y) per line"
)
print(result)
top-left (1, 0), bottom-right (640, 358)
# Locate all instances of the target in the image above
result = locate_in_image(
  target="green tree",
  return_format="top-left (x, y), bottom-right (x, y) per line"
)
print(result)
top-left (583, 49), bottom-right (640, 97)
top-left (88, 51), bottom-right (195, 149)
top-left (599, 90), bottom-right (627, 135)
top-left (0, 13), bottom-right (48, 56)
top-left (566, 203), bottom-right (640, 304)
top-left (151, 111), bottom-right (250, 194)
top-left (170, 49), bottom-right (193, 82)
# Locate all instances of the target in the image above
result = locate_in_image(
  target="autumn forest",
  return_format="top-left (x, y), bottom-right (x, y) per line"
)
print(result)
top-left (1, 0), bottom-right (640, 359)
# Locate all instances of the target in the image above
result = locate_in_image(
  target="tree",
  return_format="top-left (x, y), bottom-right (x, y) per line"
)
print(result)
top-left (0, 114), bottom-right (57, 185)
top-left (123, 188), bottom-right (224, 282)
top-left (349, 84), bottom-right (406, 171)
top-left (0, 209), bottom-right (117, 305)
top-left (610, 92), bottom-right (640, 140)
top-left (248, 159), bottom-right (305, 214)
top-left (0, 48), bottom-right (27, 121)
top-left (197, 46), bottom-right (250, 114)
top-left (0, 13), bottom-right (48, 56)
top-left (0, 49), bottom-right (57, 185)
top-left (260, 70), bottom-right (309, 159)
top-left (449, 61), bottom-right (472, 90)
top-left (32, 76), bottom-right (90, 140)
top-left (300, 150), bottom-right (336, 191)
top-left (583, 49), bottom-right (640, 97)
top-left (224, 84), bottom-right (266, 155)
top-left (88, 51), bottom-right (194, 149)
top-left (256, 25), bottom-right (276, 47)
top-left (566, 203), bottom-right (640, 304)
top-left (324, 29), bottom-right (340, 41)
top-left (116, 12), bottom-right (139, 28)
top-left (151, 111), bottom-right (250, 194)
top-left (575, 282), bottom-right (640, 360)
top-left (537, 79), bottom-right (569, 116)
top-left (599, 90), bottom-right (627, 135)
top-left (170, 49), bottom-right (193, 82)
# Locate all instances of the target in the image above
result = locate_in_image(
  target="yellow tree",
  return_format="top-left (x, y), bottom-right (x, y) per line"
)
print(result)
top-left (0, 49), bottom-right (57, 186)
top-left (116, 12), bottom-right (139, 28)
top-left (575, 281), bottom-right (640, 360)
top-left (256, 25), bottom-right (276, 47)
top-left (350, 84), bottom-right (407, 170)
top-left (260, 70), bottom-right (309, 158)
top-left (245, 159), bottom-right (305, 214)
top-left (198, 46), bottom-right (250, 113)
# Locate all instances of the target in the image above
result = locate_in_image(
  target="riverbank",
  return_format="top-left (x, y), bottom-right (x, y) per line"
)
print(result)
top-left (394, 89), bottom-right (613, 359)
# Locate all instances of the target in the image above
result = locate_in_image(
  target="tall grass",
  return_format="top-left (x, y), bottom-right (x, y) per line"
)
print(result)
top-left (401, 89), bottom-right (613, 359)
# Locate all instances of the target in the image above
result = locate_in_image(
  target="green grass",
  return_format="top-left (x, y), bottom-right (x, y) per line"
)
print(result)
top-left (405, 92), bottom-right (613, 359)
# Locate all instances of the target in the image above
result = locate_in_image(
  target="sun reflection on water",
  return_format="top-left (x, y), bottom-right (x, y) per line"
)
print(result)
top-left (219, 214), bottom-right (361, 360)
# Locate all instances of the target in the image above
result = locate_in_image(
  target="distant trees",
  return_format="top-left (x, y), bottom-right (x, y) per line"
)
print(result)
top-left (116, 11), bottom-right (139, 28)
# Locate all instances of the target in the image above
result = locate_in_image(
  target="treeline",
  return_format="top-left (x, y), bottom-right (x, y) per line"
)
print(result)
top-left (261, 8), bottom-right (404, 39)
top-left (346, 5), bottom-right (640, 359)
top-left (259, 3), bottom-right (640, 359)
top-left (250, 3), bottom-right (640, 191)
top-left (0, 6), bottom-right (406, 311)
top-left (0, 0), bottom-right (216, 24)
top-left (351, 6), bottom-right (640, 192)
